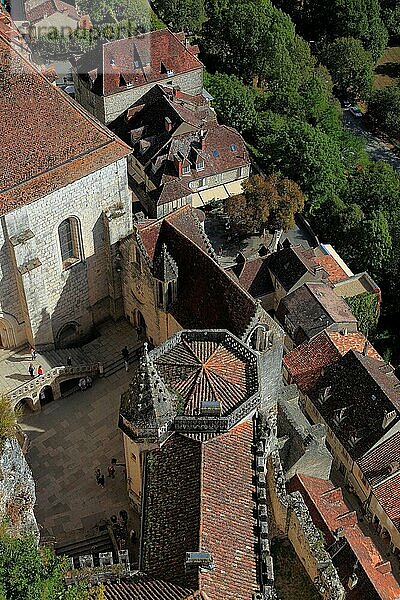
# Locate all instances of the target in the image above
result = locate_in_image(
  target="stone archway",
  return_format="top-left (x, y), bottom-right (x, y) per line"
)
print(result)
top-left (38, 385), bottom-right (54, 406)
top-left (133, 309), bottom-right (146, 338)
top-left (56, 321), bottom-right (80, 348)
top-left (14, 397), bottom-right (36, 414)
top-left (0, 316), bottom-right (16, 349)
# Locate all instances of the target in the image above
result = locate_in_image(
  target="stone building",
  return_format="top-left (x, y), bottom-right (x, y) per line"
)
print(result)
top-left (73, 30), bottom-right (203, 124)
top-left (24, 0), bottom-right (91, 39)
top-left (0, 34), bottom-right (132, 350)
top-left (112, 84), bottom-right (250, 217)
top-left (119, 327), bottom-right (283, 599)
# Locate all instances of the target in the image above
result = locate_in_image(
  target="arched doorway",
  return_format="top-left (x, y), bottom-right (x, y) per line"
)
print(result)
top-left (38, 385), bottom-right (54, 406)
top-left (133, 310), bottom-right (146, 339)
top-left (14, 397), bottom-right (35, 415)
top-left (56, 322), bottom-right (80, 348)
top-left (0, 316), bottom-right (16, 349)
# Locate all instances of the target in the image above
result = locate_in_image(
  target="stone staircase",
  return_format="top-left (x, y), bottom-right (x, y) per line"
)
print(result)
top-left (54, 530), bottom-right (114, 567)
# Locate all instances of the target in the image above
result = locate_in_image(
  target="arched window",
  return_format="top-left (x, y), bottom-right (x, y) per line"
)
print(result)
top-left (58, 218), bottom-right (82, 268)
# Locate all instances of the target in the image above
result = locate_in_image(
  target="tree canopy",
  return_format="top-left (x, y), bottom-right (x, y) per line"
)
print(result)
top-left (368, 84), bottom-right (400, 141)
top-left (152, 0), bottom-right (206, 32)
top-left (224, 174), bottom-right (304, 237)
top-left (203, 72), bottom-right (259, 133)
top-left (0, 528), bottom-right (89, 600)
top-left (321, 38), bottom-right (374, 102)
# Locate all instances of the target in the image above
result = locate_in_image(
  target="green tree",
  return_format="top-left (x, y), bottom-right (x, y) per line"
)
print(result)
top-left (357, 210), bottom-right (392, 278)
top-left (369, 84), bottom-right (400, 140)
top-left (0, 396), bottom-right (20, 449)
top-left (152, 0), bottom-right (206, 32)
top-left (202, 0), bottom-right (314, 90)
top-left (380, 0), bottom-right (400, 38)
top-left (0, 528), bottom-right (88, 599)
top-left (345, 161), bottom-right (400, 217)
top-left (321, 38), bottom-right (374, 102)
top-left (259, 118), bottom-right (347, 211)
top-left (224, 174), bottom-right (304, 236)
top-left (204, 72), bottom-right (258, 133)
top-left (346, 292), bottom-right (379, 335)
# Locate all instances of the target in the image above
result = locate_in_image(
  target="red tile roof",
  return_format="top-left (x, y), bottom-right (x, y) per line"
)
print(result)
top-left (104, 578), bottom-right (197, 599)
top-left (154, 335), bottom-right (258, 416)
top-left (312, 254), bottom-right (348, 283)
top-left (77, 30), bottom-right (203, 97)
top-left (284, 331), bottom-right (382, 392)
top-left (0, 36), bottom-right (130, 214)
top-left (358, 432), bottom-right (400, 487)
top-left (142, 421), bottom-right (258, 599)
top-left (373, 472), bottom-right (400, 534)
top-left (291, 474), bottom-right (400, 600)
top-left (25, 0), bottom-right (79, 24)
top-left (137, 205), bottom-right (213, 261)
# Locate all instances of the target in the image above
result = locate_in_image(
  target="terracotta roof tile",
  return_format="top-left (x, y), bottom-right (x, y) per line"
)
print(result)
top-left (284, 331), bottom-right (382, 392)
top-left (25, 0), bottom-right (79, 23)
top-left (266, 245), bottom-right (321, 291)
top-left (373, 472), bottom-right (400, 533)
top-left (154, 335), bottom-right (258, 416)
top-left (312, 254), bottom-right (348, 283)
top-left (291, 474), bottom-right (400, 600)
top-left (358, 432), bottom-right (400, 487)
top-left (142, 421), bottom-right (258, 599)
top-left (307, 351), bottom-right (400, 459)
top-left (77, 30), bottom-right (202, 97)
top-left (228, 256), bottom-right (274, 298)
top-left (0, 36), bottom-right (130, 214)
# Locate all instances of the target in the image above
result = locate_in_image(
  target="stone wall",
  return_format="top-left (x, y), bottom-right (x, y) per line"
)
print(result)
top-left (266, 448), bottom-right (345, 600)
top-left (0, 437), bottom-right (39, 541)
top-left (0, 158), bottom-right (132, 349)
top-left (120, 236), bottom-right (182, 347)
top-left (74, 69), bottom-right (204, 124)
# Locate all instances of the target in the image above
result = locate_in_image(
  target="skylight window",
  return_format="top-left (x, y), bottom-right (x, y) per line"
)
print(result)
top-left (134, 60), bottom-right (139, 68)
top-left (213, 149), bottom-right (219, 157)
top-left (231, 144), bottom-right (237, 152)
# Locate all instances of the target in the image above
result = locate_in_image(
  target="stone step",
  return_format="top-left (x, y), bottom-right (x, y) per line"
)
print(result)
top-left (55, 531), bottom-right (113, 564)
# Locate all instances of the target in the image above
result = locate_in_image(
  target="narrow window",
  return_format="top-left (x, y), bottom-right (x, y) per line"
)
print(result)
top-left (58, 217), bottom-right (81, 269)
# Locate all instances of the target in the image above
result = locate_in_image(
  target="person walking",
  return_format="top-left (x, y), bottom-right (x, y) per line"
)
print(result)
top-left (122, 346), bottom-right (129, 372)
top-left (67, 356), bottom-right (72, 366)
top-left (108, 463), bottom-right (115, 479)
top-left (28, 363), bottom-right (35, 378)
top-left (95, 469), bottom-right (105, 487)
top-left (30, 347), bottom-right (36, 361)
top-left (37, 365), bottom-right (43, 376)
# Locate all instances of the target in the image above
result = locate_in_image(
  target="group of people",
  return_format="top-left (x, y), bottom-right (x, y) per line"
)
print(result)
top-left (95, 458), bottom-right (117, 487)
top-left (28, 347), bottom-right (43, 378)
top-left (78, 376), bottom-right (93, 391)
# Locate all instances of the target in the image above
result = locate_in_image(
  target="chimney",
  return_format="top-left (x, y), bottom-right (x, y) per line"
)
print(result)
top-left (382, 410), bottom-right (397, 429)
top-left (174, 154), bottom-right (182, 177)
top-left (362, 339), bottom-right (369, 356)
top-left (164, 116), bottom-right (173, 133)
top-left (200, 129), bottom-right (206, 150)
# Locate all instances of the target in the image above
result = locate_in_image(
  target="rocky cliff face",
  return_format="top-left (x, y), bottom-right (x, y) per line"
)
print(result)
top-left (0, 437), bottom-right (39, 542)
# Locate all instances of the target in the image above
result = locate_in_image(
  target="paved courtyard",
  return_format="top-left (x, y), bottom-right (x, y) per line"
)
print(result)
top-left (19, 368), bottom-right (136, 545)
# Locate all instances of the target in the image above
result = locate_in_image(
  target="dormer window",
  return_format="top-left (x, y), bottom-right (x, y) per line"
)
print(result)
top-left (196, 160), bottom-right (204, 171)
top-left (167, 69), bottom-right (174, 76)
top-left (182, 165), bottom-right (190, 175)
top-left (134, 60), bottom-right (139, 68)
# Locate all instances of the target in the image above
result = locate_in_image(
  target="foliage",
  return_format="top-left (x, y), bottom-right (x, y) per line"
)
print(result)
top-left (152, 0), bottom-right (206, 32)
top-left (321, 38), bottom-right (374, 102)
top-left (0, 529), bottom-right (88, 599)
top-left (202, 0), bottom-right (314, 91)
top-left (345, 161), bottom-right (400, 217)
top-left (224, 174), bottom-right (304, 237)
top-left (0, 396), bottom-right (20, 448)
top-left (259, 118), bottom-right (347, 211)
top-left (380, 0), bottom-right (400, 38)
top-left (204, 72), bottom-right (259, 133)
top-left (76, 0), bottom-right (163, 26)
top-left (346, 292), bottom-right (379, 335)
top-left (369, 84), bottom-right (400, 140)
